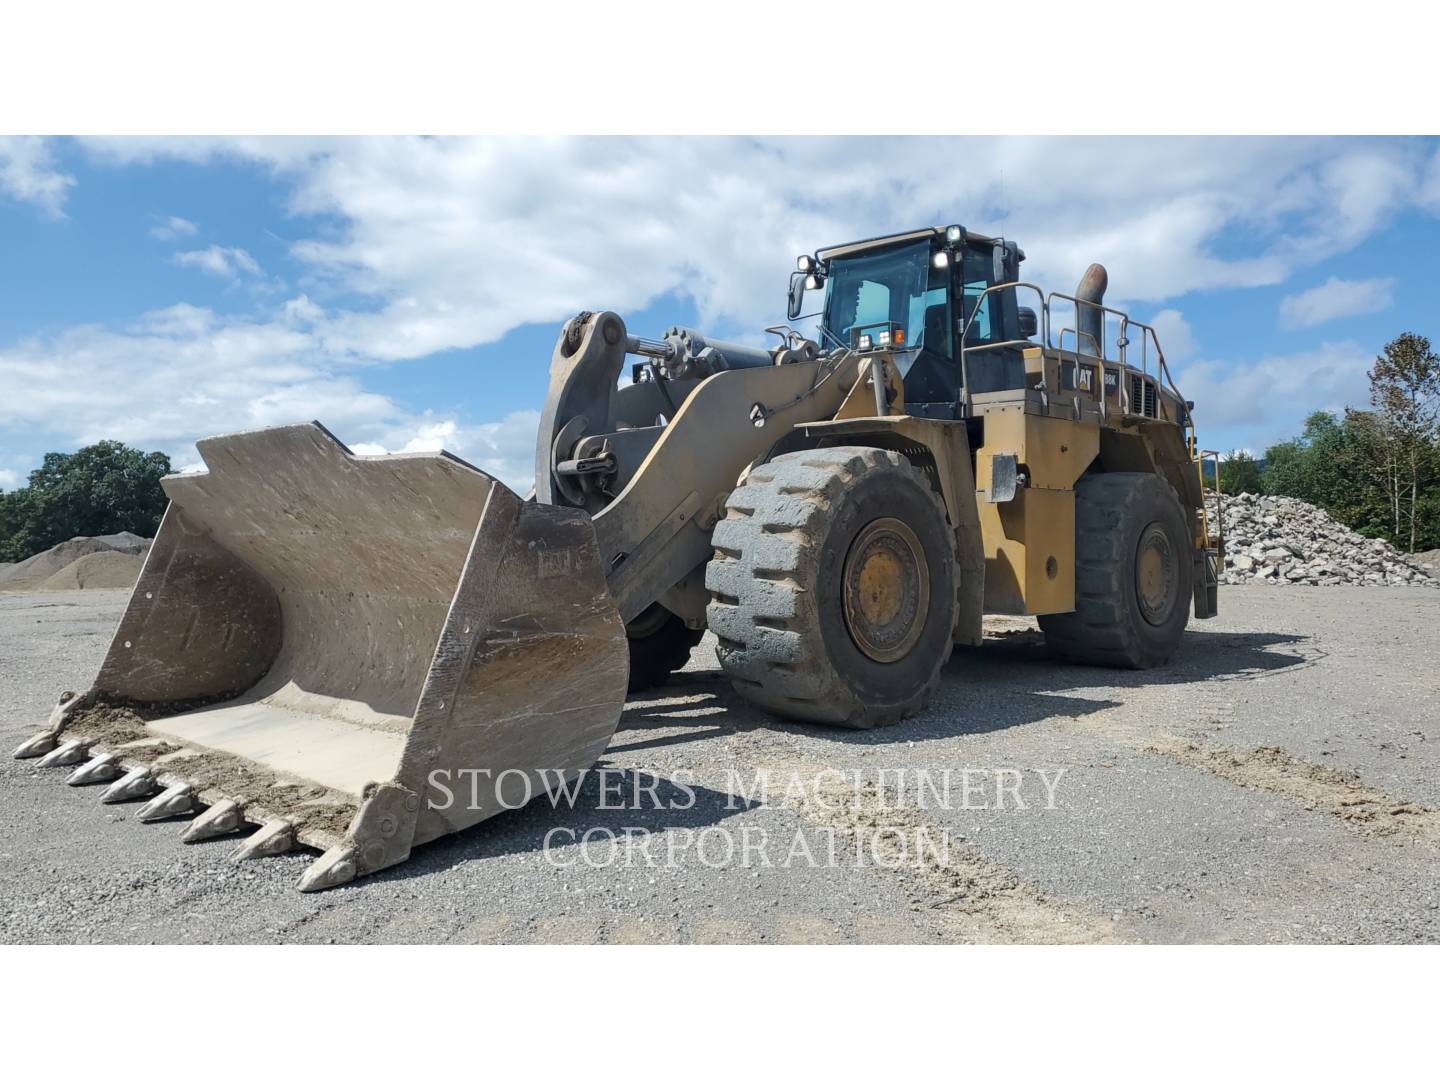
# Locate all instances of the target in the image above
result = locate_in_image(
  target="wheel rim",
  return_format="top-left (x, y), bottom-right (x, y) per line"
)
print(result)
top-left (842, 517), bottom-right (929, 663)
top-left (1135, 521), bottom-right (1178, 626)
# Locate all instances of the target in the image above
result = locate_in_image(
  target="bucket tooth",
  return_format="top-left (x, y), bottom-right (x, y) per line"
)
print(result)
top-left (297, 844), bottom-right (358, 893)
top-left (36, 739), bottom-right (86, 769)
top-left (101, 766), bottom-right (156, 804)
top-left (12, 730), bottom-right (59, 760)
top-left (137, 782), bottom-right (194, 823)
top-left (14, 691), bottom-right (86, 759)
top-left (181, 799), bottom-right (243, 842)
top-left (231, 820), bottom-right (296, 862)
top-left (67, 752), bottom-right (121, 786)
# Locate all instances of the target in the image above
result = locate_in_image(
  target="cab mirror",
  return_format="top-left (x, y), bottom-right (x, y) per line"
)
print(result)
top-left (1018, 306), bottom-right (1038, 338)
top-left (787, 273), bottom-right (806, 320)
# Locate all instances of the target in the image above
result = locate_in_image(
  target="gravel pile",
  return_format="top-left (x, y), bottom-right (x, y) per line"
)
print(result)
top-left (36, 549), bottom-right (144, 590)
top-left (1406, 549), bottom-right (1440, 576)
top-left (1207, 492), bottom-right (1437, 587)
top-left (0, 532), bottom-right (151, 592)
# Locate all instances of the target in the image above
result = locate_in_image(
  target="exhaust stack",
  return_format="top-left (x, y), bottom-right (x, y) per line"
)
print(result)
top-left (1075, 262), bottom-right (1108, 357)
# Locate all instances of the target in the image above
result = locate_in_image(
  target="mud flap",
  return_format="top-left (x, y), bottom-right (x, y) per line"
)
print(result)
top-left (14, 423), bottom-right (629, 890)
top-left (1193, 547), bottom-right (1219, 619)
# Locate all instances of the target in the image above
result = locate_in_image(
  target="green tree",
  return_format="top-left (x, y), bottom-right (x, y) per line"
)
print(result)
top-left (1341, 408), bottom-right (1409, 539)
top-left (1367, 332), bottom-right (1440, 552)
top-left (1263, 411), bottom-right (1354, 507)
top-left (0, 485), bottom-right (38, 562)
top-left (1262, 405), bottom-right (1440, 550)
top-left (1218, 450), bottom-right (1263, 494)
top-left (0, 441), bottom-right (171, 562)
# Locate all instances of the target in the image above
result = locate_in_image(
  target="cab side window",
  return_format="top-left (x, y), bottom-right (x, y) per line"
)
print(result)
top-left (958, 247), bottom-right (997, 345)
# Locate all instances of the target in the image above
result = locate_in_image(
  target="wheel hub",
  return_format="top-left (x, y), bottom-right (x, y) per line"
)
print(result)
top-left (1135, 521), bottom-right (1178, 626)
top-left (842, 517), bottom-right (929, 663)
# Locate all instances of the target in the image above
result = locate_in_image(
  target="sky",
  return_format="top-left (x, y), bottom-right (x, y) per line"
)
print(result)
top-left (3, 135), bottom-right (1440, 492)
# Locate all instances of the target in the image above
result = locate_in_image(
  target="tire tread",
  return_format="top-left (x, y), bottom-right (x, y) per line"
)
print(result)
top-left (705, 447), bottom-right (954, 727)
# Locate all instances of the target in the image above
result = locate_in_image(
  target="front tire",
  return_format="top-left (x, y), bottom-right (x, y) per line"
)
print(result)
top-left (705, 447), bottom-right (956, 728)
top-left (1039, 472), bottom-right (1192, 668)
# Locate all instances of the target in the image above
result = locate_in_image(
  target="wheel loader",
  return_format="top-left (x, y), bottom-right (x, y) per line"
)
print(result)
top-left (14, 223), bottom-right (1221, 891)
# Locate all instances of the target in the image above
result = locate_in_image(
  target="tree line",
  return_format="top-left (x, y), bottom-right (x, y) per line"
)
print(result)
top-left (3, 333), bottom-right (1438, 564)
top-left (1219, 333), bottom-right (1440, 553)
top-left (0, 442), bottom-right (171, 563)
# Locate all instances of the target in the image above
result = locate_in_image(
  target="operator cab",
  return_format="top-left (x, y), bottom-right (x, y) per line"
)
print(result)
top-left (789, 226), bottom-right (1031, 419)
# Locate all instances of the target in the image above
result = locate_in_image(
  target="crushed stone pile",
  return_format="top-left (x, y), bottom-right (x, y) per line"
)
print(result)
top-left (1207, 492), bottom-right (1437, 588)
top-left (0, 532), bottom-right (151, 592)
top-left (37, 549), bottom-right (145, 590)
top-left (1406, 549), bottom-right (1440, 576)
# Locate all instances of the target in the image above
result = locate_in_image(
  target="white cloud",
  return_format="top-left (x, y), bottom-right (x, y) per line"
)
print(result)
top-left (1278, 275), bottom-right (1394, 329)
top-left (1420, 145), bottom-right (1440, 211)
top-left (0, 300), bottom-right (539, 491)
top-left (0, 136), bottom-right (73, 217)
top-left (173, 245), bottom-right (262, 278)
top-left (349, 411), bottom-right (539, 490)
top-left (1148, 309), bottom-right (1196, 361)
top-left (0, 467), bottom-right (19, 489)
top-left (150, 215), bottom-right (198, 240)
top-left (1, 303), bottom-right (391, 462)
top-left (8, 137), bottom-right (1440, 495)
top-left (132, 302), bottom-right (216, 337)
top-left (1175, 341), bottom-right (1373, 452)
top-left (76, 136), bottom-right (1440, 359)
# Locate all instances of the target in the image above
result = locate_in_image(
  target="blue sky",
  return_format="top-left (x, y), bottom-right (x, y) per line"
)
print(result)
top-left (3, 136), bottom-right (1439, 491)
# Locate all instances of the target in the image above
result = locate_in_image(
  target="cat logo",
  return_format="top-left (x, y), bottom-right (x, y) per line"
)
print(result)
top-left (1076, 367), bottom-right (1093, 392)
top-left (537, 548), bottom-right (576, 578)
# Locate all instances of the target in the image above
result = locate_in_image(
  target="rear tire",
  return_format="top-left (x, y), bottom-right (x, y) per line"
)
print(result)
top-left (1039, 472), bottom-right (1192, 668)
top-left (626, 604), bottom-right (703, 691)
top-left (705, 447), bottom-right (955, 728)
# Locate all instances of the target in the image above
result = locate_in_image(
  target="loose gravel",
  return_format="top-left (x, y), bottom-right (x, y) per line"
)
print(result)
top-left (2, 585), bottom-right (1437, 943)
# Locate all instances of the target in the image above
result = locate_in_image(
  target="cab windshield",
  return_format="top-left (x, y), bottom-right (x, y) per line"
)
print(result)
top-left (821, 240), bottom-right (950, 356)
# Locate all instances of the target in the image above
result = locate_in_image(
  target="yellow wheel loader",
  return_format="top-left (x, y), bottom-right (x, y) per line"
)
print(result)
top-left (14, 224), bottom-right (1220, 890)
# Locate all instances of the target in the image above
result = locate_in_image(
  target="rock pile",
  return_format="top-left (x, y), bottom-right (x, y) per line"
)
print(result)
top-left (1207, 492), bottom-right (1437, 588)
top-left (1406, 549), bottom-right (1440, 577)
top-left (36, 549), bottom-right (147, 590)
top-left (0, 532), bottom-right (151, 592)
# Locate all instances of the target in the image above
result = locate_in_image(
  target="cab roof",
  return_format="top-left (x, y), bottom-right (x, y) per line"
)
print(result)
top-left (815, 226), bottom-right (1001, 262)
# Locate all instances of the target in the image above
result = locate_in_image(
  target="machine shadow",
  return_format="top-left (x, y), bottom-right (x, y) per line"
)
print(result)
top-left (381, 626), bottom-right (1314, 882)
top-left (614, 626), bottom-right (1316, 751)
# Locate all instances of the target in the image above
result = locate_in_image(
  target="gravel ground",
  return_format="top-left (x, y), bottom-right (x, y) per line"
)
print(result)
top-left (2, 585), bottom-right (1437, 944)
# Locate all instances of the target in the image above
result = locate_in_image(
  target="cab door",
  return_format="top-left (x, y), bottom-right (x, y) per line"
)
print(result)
top-left (957, 242), bottom-right (1025, 395)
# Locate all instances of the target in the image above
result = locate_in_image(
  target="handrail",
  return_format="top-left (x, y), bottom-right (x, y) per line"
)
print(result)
top-left (1047, 291), bottom-right (1149, 421)
top-left (1054, 330), bottom-right (1122, 418)
top-left (1126, 319), bottom-right (1186, 413)
top-left (957, 280), bottom-right (1048, 412)
top-left (952, 280), bottom-right (1196, 453)
top-left (1197, 447), bottom-right (1224, 551)
top-left (1055, 328), bottom-right (1102, 356)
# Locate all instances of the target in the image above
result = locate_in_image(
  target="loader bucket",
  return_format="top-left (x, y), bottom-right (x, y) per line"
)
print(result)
top-left (14, 422), bottom-right (629, 891)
